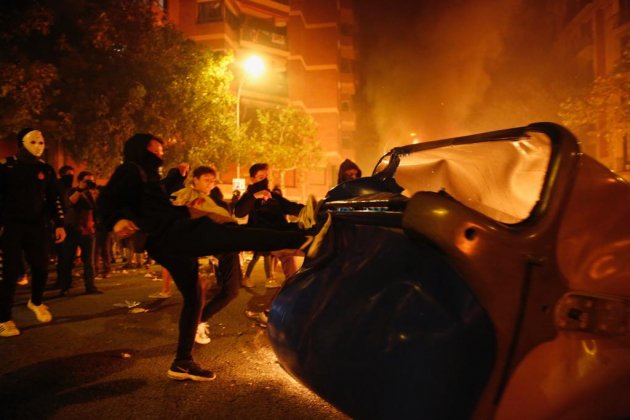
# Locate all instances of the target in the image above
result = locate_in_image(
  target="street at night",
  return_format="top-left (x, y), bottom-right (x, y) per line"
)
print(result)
top-left (1, 1), bottom-right (629, 419)
top-left (0, 261), bottom-right (348, 419)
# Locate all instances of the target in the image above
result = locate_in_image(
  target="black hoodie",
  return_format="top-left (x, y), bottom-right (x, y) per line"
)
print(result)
top-left (337, 159), bottom-right (362, 184)
top-left (0, 145), bottom-right (65, 227)
top-left (97, 134), bottom-right (188, 236)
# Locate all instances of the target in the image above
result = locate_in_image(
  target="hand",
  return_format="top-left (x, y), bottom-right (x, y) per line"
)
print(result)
top-left (54, 227), bottom-right (66, 243)
top-left (253, 190), bottom-right (272, 201)
top-left (113, 219), bottom-right (139, 239)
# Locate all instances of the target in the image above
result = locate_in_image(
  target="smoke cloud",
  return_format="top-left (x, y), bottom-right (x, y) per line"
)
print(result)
top-left (356, 0), bottom-right (561, 160)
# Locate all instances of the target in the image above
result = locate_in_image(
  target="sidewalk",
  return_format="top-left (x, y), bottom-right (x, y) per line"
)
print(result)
top-left (0, 260), bottom-right (347, 420)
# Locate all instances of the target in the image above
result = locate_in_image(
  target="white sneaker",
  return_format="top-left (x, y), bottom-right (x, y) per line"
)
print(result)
top-left (27, 299), bottom-right (52, 323)
top-left (195, 322), bottom-right (211, 345)
top-left (0, 320), bottom-right (20, 337)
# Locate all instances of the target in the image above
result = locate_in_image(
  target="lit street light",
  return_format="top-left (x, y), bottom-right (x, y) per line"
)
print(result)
top-left (234, 54), bottom-right (266, 184)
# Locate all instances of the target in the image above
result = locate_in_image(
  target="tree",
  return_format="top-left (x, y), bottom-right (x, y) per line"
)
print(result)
top-left (559, 48), bottom-right (630, 164)
top-left (249, 106), bottom-right (321, 194)
top-left (0, 0), bottom-right (236, 177)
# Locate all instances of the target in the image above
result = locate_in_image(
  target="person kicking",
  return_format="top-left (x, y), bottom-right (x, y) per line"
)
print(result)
top-left (97, 133), bottom-right (331, 381)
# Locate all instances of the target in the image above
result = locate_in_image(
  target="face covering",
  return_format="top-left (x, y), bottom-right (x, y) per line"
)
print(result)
top-left (250, 178), bottom-right (269, 193)
top-left (22, 130), bottom-right (45, 157)
top-left (60, 175), bottom-right (74, 188)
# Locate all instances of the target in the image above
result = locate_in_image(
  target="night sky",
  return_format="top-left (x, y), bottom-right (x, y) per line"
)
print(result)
top-left (353, 0), bottom-right (562, 160)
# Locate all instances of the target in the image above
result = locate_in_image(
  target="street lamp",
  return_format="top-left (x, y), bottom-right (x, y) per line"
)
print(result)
top-left (234, 54), bottom-right (265, 182)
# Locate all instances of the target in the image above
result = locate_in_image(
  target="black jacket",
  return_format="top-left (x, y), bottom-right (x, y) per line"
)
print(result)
top-left (97, 134), bottom-right (188, 236)
top-left (234, 179), bottom-right (303, 230)
top-left (0, 149), bottom-right (64, 227)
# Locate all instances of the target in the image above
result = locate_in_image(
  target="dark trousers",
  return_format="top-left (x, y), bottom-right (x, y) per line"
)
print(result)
top-left (57, 228), bottom-right (96, 292)
top-left (0, 222), bottom-right (50, 322)
top-left (146, 217), bottom-right (307, 361)
top-left (244, 252), bottom-right (272, 278)
top-left (94, 230), bottom-right (112, 276)
top-left (201, 252), bottom-right (242, 322)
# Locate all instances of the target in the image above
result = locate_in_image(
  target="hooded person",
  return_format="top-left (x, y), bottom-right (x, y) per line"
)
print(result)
top-left (0, 128), bottom-right (66, 338)
top-left (97, 133), bottom-right (331, 382)
top-left (337, 158), bottom-right (362, 184)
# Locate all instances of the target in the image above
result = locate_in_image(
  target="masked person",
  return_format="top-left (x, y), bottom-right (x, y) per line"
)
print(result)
top-left (57, 170), bottom-right (102, 296)
top-left (97, 133), bottom-right (330, 382)
top-left (0, 128), bottom-right (66, 338)
top-left (234, 163), bottom-right (309, 288)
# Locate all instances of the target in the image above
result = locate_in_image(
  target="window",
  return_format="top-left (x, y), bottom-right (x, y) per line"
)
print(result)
top-left (198, 0), bottom-right (222, 24)
top-left (621, 0), bottom-right (630, 24)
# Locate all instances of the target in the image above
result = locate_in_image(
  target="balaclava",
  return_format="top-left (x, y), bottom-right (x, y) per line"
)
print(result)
top-left (123, 133), bottom-right (164, 182)
top-left (17, 128), bottom-right (45, 158)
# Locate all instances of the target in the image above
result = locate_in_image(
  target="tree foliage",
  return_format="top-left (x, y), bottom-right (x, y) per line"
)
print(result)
top-left (0, 0), bottom-right (236, 177)
top-left (249, 105), bottom-right (321, 191)
top-left (560, 48), bottom-right (630, 145)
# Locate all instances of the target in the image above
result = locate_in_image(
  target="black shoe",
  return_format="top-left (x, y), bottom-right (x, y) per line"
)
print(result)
top-left (85, 288), bottom-right (103, 295)
top-left (167, 360), bottom-right (216, 381)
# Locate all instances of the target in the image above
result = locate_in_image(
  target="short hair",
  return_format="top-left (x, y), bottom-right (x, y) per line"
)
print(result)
top-left (77, 171), bottom-right (94, 181)
top-left (59, 165), bottom-right (74, 176)
top-left (249, 163), bottom-right (268, 178)
top-left (192, 166), bottom-right (216, 179)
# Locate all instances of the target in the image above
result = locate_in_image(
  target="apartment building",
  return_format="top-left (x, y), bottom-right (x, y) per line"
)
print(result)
top-left (163, 0), bottom-right (358, 197)
top-left (549, 0), bottom-right (630, 177)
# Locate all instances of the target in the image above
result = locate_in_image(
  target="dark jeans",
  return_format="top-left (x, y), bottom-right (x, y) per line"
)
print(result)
top-left (146, 217), bottom-right (307, 362)
top-left (94, 230), bottom-right (112, 276)
top-left (0, 222), bottom-right (50, 322)
top-left (57, 228), bottom-right (96, 292)
top-left (201, 252), bottom-right (242, 322)
top-left (244, 252), bottom-right (272, 278)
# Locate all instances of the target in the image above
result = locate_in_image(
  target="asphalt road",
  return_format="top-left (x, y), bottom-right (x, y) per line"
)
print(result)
top-left (0, 259), bottom-right (348, 420)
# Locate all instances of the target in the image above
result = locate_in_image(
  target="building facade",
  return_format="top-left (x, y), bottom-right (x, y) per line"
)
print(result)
top-left (163, 0), bottom-right (358, 198)
top-left (549, 0), bottom-right (630, 178)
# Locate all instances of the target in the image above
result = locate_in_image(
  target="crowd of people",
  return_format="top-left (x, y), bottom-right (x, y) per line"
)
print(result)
top-left (0, 128), bottom-right (361, 382)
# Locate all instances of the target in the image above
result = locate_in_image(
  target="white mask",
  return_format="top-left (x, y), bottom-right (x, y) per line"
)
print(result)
top-left (22, 130), bottom-right (45, 157)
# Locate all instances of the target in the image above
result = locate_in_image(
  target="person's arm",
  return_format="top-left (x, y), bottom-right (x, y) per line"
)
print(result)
top-left (44, 165), bottom-right (65, 229)
top-left (68, 188), bottom-right (83, 205)
top-left (233, 188), bottom-right (257, 218)
top-left (97, 163), bottom-right (143, 232)
top-left (44, 165), bottom-right (66, 243)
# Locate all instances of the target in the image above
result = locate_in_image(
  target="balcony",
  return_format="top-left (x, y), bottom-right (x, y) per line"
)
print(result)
top-left (240, 22), bottom-right (287, 51)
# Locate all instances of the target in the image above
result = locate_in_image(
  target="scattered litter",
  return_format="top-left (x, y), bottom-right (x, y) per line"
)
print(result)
top-left (129, 307), bottom-right (149, 314)
top-left (120, 352), bottom-right (132, 359)
top-left (113, 300), bottom-right (141, 308)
